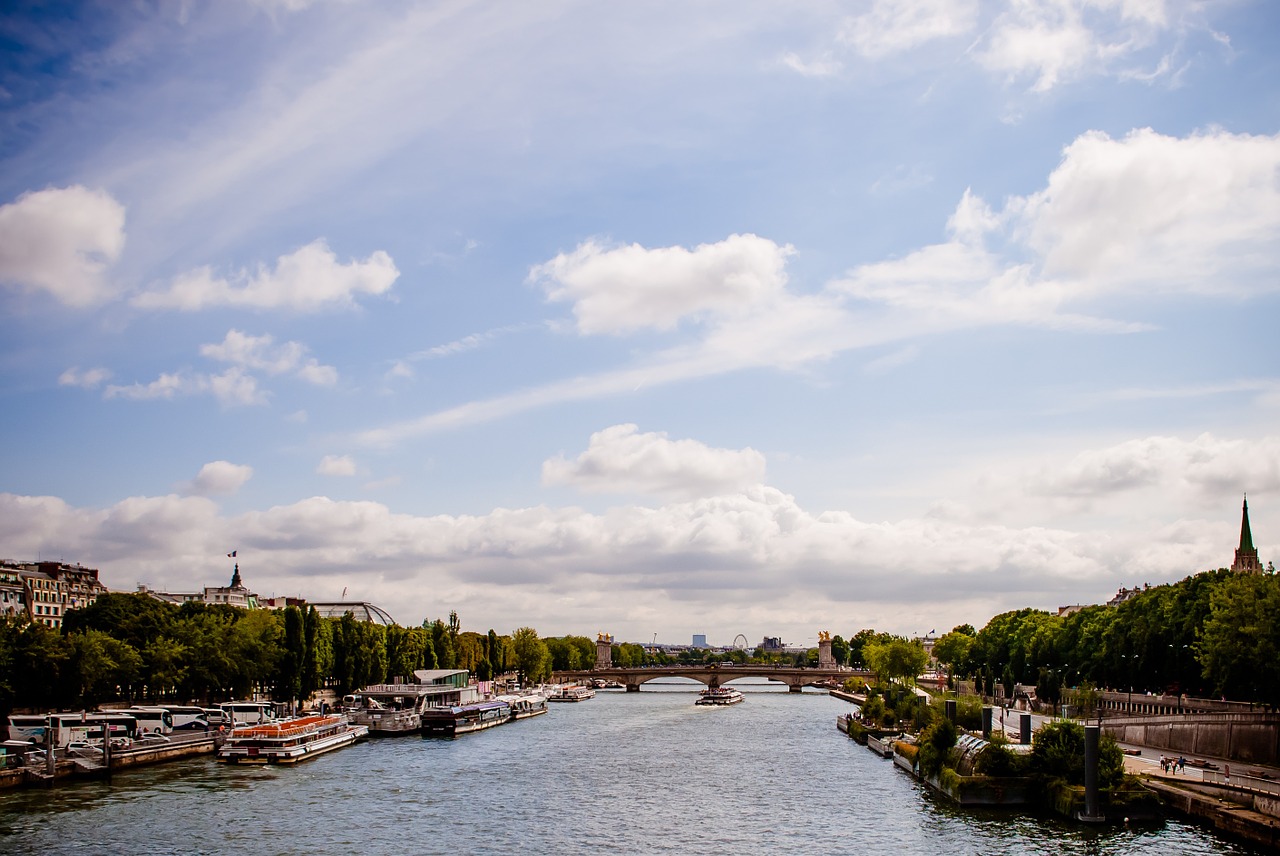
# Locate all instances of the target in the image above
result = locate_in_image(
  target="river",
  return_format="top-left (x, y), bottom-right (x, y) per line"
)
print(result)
top-left (0, 680), bottom-right (1264, 855)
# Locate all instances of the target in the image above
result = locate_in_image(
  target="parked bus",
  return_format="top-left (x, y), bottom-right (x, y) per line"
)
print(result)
top-left (8, 713), bottom-right (139, 748)
top-left (203, 707), bottom-right (229, 727)
top-left (158, 705), bottom-right (210, 731)
top-left (219, 701), bottom-right (277, 726)
top-left (117, 707), bottom-right (174, 735)
top-left (6, 714), bottom-right (47, 745)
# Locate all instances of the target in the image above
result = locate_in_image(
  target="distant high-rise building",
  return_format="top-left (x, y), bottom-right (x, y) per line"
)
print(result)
top-left (692, 634), bottom-right (708, 648)
top-left (1232, 496), bottom-right (1263, 574)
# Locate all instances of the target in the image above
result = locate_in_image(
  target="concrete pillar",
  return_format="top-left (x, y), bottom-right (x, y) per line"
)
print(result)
top-left (945, 699), bottom-right (957, 724)
top-left (1019, 712), bottom-right (1032, 745)
top-left (1083, 724), bottom-right (1102, 820)
top-left (982, 706), bottom-right (993, 739)
top-left (626, 682), bottom-right (641, 692)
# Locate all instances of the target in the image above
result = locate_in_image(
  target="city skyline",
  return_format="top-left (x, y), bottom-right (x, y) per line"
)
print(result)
top-left (1, 1), bottom-right (1278, 643)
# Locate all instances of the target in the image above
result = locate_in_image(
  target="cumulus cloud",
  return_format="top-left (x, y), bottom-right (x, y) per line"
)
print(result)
top-left (1031, 434), bottom-right (1280, 500)
top-left (838, 0), bottom-right (978, 59)
top-left (542, 424), bottom-right (768, 500)
top-left (0, 476), bottom-right (1248, 643)
top-left (133, 239), bottom-right (399, 312)
top-left (183, 461), bottom-right (254, 496)
top-left (528, 234), bottom-right (795, 335)
top-left (317, 454), bottom-right (358, 476)
top-left (0, 186), bottom-right (126, 307)
top-left (58, 366), bottom-right (113, 389)
top-left (836, 127), bottom-right (1280, 323)
top-left (201, 329), bottom-right (338, 386)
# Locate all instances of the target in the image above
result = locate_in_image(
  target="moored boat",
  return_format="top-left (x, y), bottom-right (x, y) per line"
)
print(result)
top-left (420, 700), bottom-right (511, 736)
top-left (216, 714), bottom-right (367, 764)
top-left (548, 684), bottom-right (595, 702)
top-left (695, 687), bottom-right (745, 706)
top-left (499, 693), bottom-right (549, 721)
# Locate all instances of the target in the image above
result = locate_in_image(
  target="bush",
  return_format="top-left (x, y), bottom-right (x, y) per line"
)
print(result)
top-left (861, 694), bottom-right (885, 724)
top-left (918, 717), bottom-right (959, 778)
top-left (974, 743), bottom-right (1024, 777)
top-left (1029, 720), bottom-right (1123, 788)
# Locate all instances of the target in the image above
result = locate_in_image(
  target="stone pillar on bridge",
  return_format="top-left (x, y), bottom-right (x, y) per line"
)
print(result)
top-left (595, 633), bottom-right (613, 669)
top-left (817, 631), bottom-right (835, 668)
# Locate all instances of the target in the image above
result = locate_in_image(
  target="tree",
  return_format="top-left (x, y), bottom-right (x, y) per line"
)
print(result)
top-left (143, 636), bottom-right (189, 700)
top-left (931, 631), bottom-right (974, 682)
top-left (276, 606), bottom-right (305, 709)
top-left (830, 634), bottom-right (850, 666)
top-left (864, 636), bottom-right (929, 686)
top-left (1197, 573), bottom-right (1280, 706)
top-left (511, 627), bottom-right (550, 685)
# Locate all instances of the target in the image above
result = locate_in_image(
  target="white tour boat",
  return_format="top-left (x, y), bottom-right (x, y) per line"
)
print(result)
top-left (695, 687), bottom-right (745, 706)
top-left (548, 684), bottom-right (596, 702)
top-left (216, 714), bottom-right (367, 764)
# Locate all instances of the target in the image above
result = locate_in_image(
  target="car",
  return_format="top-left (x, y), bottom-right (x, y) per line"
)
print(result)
top-left (108, 736), bottom-right (131, 749)
top-left (136, 733), bottom-right (170, 744)
top-left (67, 741), bottom-right (103, 754)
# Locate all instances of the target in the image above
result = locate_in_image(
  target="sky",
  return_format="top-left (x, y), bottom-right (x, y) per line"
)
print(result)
top-left (1, 0), bottom-right (1278, 649)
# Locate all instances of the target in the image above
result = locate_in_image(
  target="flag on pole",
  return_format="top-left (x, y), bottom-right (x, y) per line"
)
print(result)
top-left (227, 550), bottom-right (237, 558)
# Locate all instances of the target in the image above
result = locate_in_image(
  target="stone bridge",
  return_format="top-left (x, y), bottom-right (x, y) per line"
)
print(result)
top-left (553, 664), bottom-right (874, 692)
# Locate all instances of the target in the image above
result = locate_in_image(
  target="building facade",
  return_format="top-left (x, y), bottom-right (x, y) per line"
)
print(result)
top-left (0, 560), bottom-right (110, 628)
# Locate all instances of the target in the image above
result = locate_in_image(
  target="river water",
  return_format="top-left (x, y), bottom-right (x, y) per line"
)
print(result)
top-left (0, 680), bottom-right (1263, 855)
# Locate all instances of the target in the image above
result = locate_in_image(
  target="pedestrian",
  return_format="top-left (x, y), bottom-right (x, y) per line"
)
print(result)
top-left (1225, 764), bottom-right (1230, 784)
top-left (1160, 755), bottom-right (1167, 773)
top-left (1178, 756), bottom-right (1186, 773)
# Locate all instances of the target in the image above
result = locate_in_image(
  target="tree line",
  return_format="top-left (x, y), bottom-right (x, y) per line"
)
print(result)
top-left (0, 593), bottom-right (516, 717)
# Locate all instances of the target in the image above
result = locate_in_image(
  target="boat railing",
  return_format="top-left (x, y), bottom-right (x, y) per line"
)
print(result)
top-left (231, 715), bottom-right (338, 739)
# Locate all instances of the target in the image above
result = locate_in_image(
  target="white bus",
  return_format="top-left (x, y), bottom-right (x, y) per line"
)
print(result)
top-left (8, 713), bottom-right (139, 748)
top-left (6, 714), bottom-right (47, 745)
top-left (219, 701), bottom-right (277, 726)
top-left (118, 707), bottom-right (174, 735)
top-left (158, 705), bottom-right (210, 731)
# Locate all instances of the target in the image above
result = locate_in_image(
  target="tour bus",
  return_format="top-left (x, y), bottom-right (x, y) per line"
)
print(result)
top-left (8, 713), bottom-right (139, 748)
top-left (158, 705), bottom-right (210, 731)
top-left (117, 707), bottom-right (174, 735)
top-left (219, 701), bottom-right (277, 727)
top-left (6, 714), bottom-right (48, 745)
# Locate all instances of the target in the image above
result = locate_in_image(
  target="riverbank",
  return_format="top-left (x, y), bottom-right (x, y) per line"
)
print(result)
top-left (0, 735), bottom-right (217, 789)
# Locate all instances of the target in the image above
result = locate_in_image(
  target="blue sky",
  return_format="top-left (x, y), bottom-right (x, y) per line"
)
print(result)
top-left (1, 0), bottom-right (1277, 647)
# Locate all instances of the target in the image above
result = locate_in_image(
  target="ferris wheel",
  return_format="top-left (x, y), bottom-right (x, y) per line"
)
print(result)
top-left (733, 634), bottom-right (749, 650)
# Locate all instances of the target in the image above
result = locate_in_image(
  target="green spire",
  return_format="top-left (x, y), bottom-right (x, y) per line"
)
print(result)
top-left (1239, 496), bottom-right (1255, 553)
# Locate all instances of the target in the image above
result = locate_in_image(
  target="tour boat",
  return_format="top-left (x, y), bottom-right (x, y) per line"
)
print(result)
top-left (420, 700), bottom-right (511, 736)
top-left (695, 687), bottom-right (745, 706)
top-left (216, 714), bottom-right (367, 764)
top-left (499, 693), bottom-right (549, 721)
top-left (548, 684), bottom-right (596, 702)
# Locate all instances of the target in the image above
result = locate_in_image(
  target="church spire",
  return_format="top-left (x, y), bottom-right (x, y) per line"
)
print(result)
top-left (1232, 495), bottom-right (1261, 574)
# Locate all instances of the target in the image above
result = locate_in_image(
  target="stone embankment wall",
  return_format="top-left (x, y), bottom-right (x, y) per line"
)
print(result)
top-left (1103, 713), bottom-right (1280, 765)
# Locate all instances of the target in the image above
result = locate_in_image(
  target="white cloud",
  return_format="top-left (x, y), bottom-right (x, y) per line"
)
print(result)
top-left (184, 461), bottom-right (254, 496)
top-left (837, 127), bottom-right (1280, 323)
top-left (976, 0), bottom-right (1180, 92)
top-left (542, 424), bottom-right (768, 500)
top-left (104, 368), bottom-right (267, 407)
top-left (58, 366), bottom-right (113, 389)
top-left (1031, 434), bottom-right (1280, 500)
top-left (317, 454), bottom-right (358, 476)
top-left (838, 0), bottom-right (978, 59)
top-left (1013, 127), bottom-right (1280, 295)
top-left (777, 52), bottom-right (843, 78)
top-left (200, 329), bottom-right (338, 386)
top-left (133, 239), bottom-right (399, 312)
top-left (1, 476), bottom-right (1253, 641)
top-left (0, 186), bottom-right (126, 307)
top-left (528, 234), bottom-right (795, 335)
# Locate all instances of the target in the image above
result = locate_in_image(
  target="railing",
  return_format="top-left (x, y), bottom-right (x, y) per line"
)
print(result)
top-left (1202, 771), bottom-right (1280, 797)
